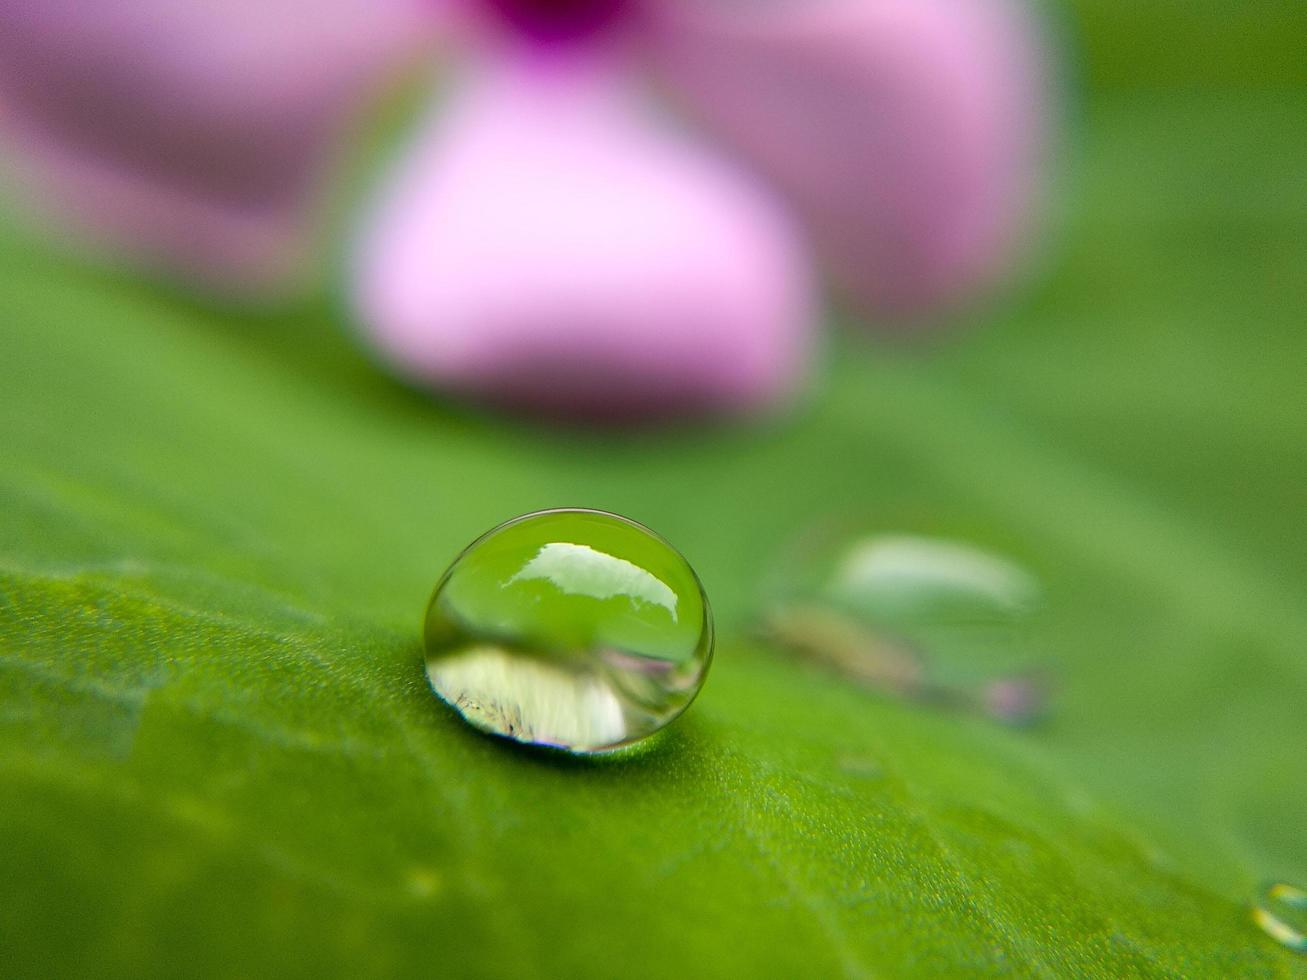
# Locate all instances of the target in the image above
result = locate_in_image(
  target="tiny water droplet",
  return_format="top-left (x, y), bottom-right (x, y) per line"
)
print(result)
top-left (424, 509), bottom-right (713, 753)
top-left (1253, 882), bottom-right (1307, 953)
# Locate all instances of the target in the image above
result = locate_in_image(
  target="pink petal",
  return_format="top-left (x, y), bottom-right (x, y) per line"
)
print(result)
top-left (352, 51), bottom-right (816, 423)
top-left (0, 0), bottom-right (439, 297)
top-left (639, 0), bottom-right (1051, 320)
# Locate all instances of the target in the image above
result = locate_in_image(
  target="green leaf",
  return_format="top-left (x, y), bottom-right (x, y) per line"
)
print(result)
top-left (2, 94), bottom-right (1305, 977)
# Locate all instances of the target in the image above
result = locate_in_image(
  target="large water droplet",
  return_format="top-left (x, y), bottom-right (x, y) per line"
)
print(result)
top-left (1254, 882), bottom-right (1307, 953)
top-left (424, 509), bottom-right (713, 753)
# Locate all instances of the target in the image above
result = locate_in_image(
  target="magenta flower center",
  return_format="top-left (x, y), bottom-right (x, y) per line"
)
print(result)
top-left (481, 0), bottom-right (628, 42)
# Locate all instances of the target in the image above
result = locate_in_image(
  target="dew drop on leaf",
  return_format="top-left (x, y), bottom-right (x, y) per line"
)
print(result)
top-left (424, 509), bottom-right (713, 753)
top-left (758, 529), bottom-right (1050, 723)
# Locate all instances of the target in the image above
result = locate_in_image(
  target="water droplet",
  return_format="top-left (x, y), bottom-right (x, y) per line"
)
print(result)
top-left (757, 528), bottom-right (1049, 724)
top-left (424, 509), bottom-right (713, 753)
top-left (1253, 882), bottom-right (1307, 953)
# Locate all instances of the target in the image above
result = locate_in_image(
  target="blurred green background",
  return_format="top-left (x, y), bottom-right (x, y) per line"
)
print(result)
top-left (2, 1), bottom-right (1305, 976)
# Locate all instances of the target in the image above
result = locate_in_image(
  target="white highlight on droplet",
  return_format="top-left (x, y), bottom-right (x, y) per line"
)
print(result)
top-left (831, 534), bottom-right (1040, 613)
top-left (505, 542), bottom-right (679, 621)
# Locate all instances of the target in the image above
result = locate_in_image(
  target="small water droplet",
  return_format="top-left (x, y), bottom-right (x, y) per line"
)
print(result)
top-left (424, 509), bottom-right (713, 753)
top-left (758, 529), bottom-right (1049, 724)
top-left (1253, 882), bottom-right (1307, 953)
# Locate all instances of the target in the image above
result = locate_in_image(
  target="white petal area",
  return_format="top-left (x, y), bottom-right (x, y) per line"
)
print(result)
top-left (505, 543), bottom-right (678, 622)
top-left (427, 647), bottom-right (627, 751)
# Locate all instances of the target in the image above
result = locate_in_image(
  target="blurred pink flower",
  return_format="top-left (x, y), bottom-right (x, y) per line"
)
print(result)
top-left (354, 50), bottom-right (813, 422)
top-left (0, 0), bottom-right (436, 295)
top-left (641, 0), bottom-right (1049, 316)
top-left (355, 0), bottom-right (1049, 419)
top-left (0, 0), bottom-right (1050, 420)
